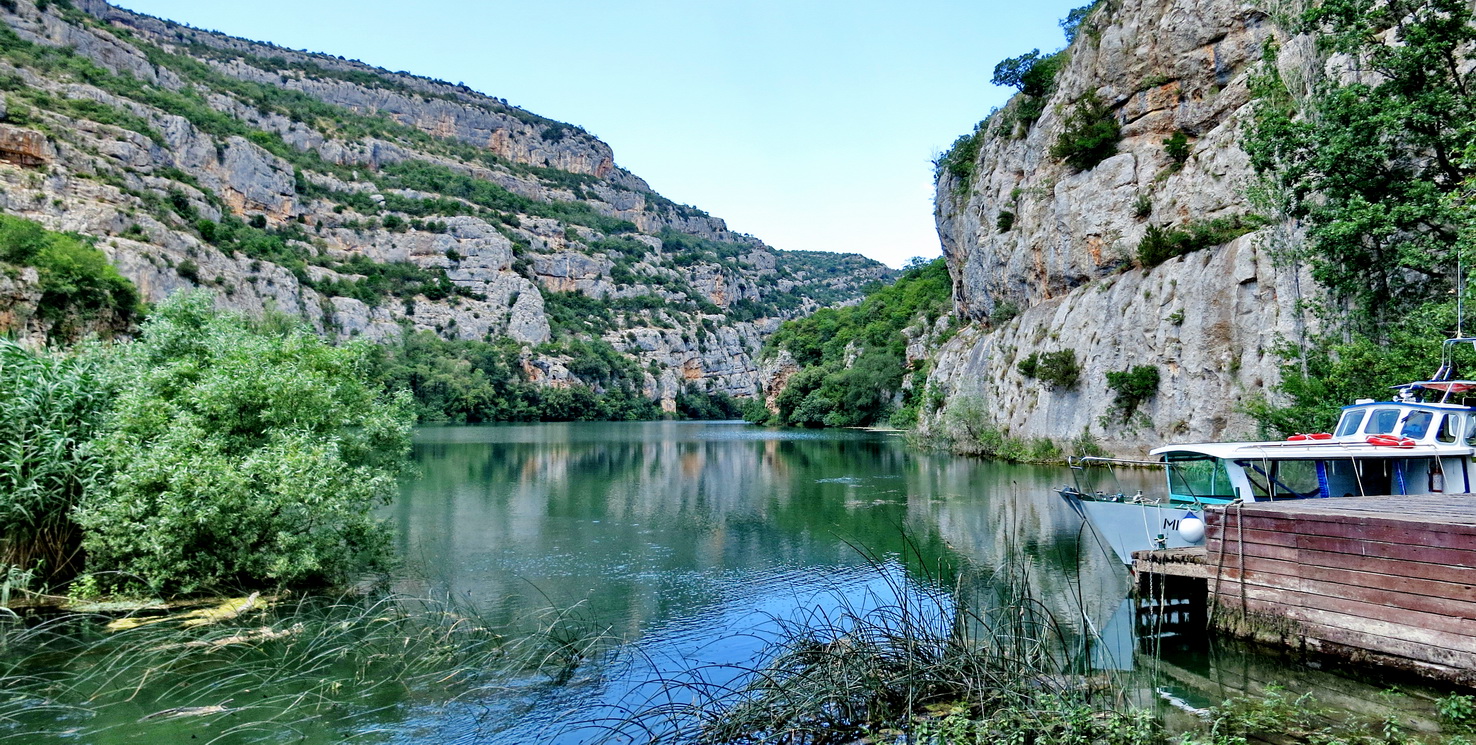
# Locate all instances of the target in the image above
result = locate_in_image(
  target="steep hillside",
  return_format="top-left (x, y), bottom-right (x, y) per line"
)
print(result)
top-left (919, 0), bottom-right (1323, 454)
top-left (0, 0), bottom-right (892, 412)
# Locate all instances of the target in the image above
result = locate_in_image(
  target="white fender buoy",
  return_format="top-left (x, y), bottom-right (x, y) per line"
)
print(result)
top-left (1178, 511), bottom-right (1205, 544)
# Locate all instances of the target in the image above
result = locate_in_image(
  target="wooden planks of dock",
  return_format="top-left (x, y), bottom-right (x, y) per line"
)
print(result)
top-left (1205, 494), bottom-right (1476, 686)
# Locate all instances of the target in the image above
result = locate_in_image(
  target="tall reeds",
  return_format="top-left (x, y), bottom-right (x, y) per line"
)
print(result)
top-left (0, 339), bottom-right (113, 588)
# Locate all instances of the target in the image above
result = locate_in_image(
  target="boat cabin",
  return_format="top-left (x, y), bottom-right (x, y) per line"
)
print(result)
top-left (1149, 391), bottom-right (1476, 506)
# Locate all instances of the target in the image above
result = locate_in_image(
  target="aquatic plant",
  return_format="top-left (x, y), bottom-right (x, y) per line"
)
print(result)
top-left (0, 590), bottom-right (612, 743)
top-left (600, 547), bottom-right (1133, 744)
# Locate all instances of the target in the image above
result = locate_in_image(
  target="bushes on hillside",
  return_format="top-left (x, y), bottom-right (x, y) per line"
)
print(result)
top-left (1136, 215), bottom-right (1263, 267)
top-left (0, 214), bottom-right (140, 332)
top-left (1050, 91), bottom-right (1120, 171)
top-left (755, 258), bottom-right (951, 428)
top-left (1104, 365), bottom-right (1160, 423)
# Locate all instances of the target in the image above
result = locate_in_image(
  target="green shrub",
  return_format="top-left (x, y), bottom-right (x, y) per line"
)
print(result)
top-left (1136, 215), bottom-right (1263, 267)
top-left (1050, 91), bottom-right (1120, 171)
top-left (75, 292), bottom-right (415, 595)
top-left (0, 340), bottom-right (115, 585)
top-left (996, 210), bottom-right (1015, 233)
top-left (1164, 130), bottom-right (1190, 165)
top-left (1105, 365), bottom-right (1160, 422)
top-left (1018, 349), bottom-right (1079, 389)
top-left (0, 214), bottom-right (140, 330)
top-left (989, 300), bottom-right (1021, 325)
top-left (175, 258), bottom-right (200, 283)
top-left (1133, 192), bottom-right (1152, 219)
top-left (939, 125), bottom-right (985, 185)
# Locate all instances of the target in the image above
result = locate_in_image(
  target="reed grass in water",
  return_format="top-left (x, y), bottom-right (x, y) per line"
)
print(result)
top-left (0, 591), bottom-right (611, 743)
top-left (599, 548), bottom-right (1152, 745)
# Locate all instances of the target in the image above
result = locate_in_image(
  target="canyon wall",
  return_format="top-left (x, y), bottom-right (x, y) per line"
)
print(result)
top-left (921, 0), bottom-right (1323, 454)
top-left (0, 0), bottom-right (892, 410)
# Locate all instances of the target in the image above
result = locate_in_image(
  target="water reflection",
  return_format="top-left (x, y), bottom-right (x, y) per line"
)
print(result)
top-left (390, 422), bottom-right (1158, 741)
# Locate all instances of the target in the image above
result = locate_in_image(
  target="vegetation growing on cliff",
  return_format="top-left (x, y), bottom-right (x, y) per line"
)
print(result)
top-left (1246, 0), bottom-right (1476, 433)
top-left (750, 258), bottom-right (951, 428)
top-left (0, 214), bottom-right (140, 336)
top-left (1050, 90), bottom-right (1121, 172)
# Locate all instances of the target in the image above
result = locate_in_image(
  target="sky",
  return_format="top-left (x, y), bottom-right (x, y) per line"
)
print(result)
top-left (114, 0), bottom-right (1085, 268)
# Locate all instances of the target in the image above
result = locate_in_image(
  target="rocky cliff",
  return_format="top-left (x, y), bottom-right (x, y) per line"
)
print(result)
top-left (920, 0), bottom-right (1323, 454)
top-left (0, 0), bottom-right (891, 410)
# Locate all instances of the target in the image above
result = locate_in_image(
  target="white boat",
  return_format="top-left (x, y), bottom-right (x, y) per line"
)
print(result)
top-left (1060, 341), bottom-right (1476, 564)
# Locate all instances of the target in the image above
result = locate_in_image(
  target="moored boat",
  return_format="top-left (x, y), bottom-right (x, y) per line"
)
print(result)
top-left (1060, 342), bottom-right (1476, 564)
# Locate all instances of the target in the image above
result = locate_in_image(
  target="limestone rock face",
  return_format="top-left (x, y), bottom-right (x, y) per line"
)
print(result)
top-left (923, 0), bottom-right (1321, 453)
top-left (0, 0), bottom-right (893, 401)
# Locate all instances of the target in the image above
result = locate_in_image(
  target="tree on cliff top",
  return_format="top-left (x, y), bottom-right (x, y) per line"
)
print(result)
top-left (1246, 0), bottom-right (1476, 330)
top-left (1246, 0), bottom-right (1476, 433)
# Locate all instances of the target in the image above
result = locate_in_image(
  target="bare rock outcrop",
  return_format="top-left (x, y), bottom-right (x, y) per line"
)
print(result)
top-left (922, 0), bottom-right (1320, 453)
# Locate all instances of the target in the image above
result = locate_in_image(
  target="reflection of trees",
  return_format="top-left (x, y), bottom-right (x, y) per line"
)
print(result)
top-left (901, 453), bottom-right (1157, 648)
top-left (390, 423), bottom-right (1151, 651)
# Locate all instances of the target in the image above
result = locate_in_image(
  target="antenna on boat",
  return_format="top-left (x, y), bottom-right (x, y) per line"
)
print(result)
top-left (1459, 250), bottom-right (1465, 339)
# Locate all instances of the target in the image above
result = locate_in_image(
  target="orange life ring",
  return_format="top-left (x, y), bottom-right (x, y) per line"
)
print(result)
top-left (1366, 434), bottom-right (1415, 448)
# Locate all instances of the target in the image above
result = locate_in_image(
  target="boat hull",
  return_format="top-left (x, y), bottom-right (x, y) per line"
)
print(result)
top-left (1070, 498), bottom-right (1202, 565)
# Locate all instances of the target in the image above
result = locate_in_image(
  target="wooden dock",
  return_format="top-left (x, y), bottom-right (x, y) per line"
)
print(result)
top-left (1204, 495), bottom-right (1476, 686)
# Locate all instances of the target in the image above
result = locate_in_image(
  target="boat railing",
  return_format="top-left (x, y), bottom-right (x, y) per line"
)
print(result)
top-left (1067, 455), bottom-right (1164, 469)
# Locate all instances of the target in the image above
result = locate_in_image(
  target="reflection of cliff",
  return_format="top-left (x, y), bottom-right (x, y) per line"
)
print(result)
top-left (390, 423), bottom-right (1150, 646)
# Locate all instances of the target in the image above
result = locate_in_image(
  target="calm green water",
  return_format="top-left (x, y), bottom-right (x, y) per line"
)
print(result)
top-left (386, 421), bottom-right (1146, 742)
top-left (6, 421), bottom-right (1449, 744)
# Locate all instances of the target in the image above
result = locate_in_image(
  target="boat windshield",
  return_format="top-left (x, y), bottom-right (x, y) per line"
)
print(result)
top-left (1164, 452), bottom-right (1236, 502)
top-left (1366, 408), bottom-right (1402, 435)
top-left (1401, 410), bottom-right (1434, 439)
top-left (1335, 409), bottom-right (1366, 437)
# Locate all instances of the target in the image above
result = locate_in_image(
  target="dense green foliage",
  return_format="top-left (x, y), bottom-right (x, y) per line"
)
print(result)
top-left (1136, 215), bottom-right (1263, 267)
top-left (1249, 305), bottom-right (1471, 436)
top-left (754, 258), bottom-right (951, 428)
top-left (1245, 0), bottom-right (1476, 433)
top-left (938, 123), bottom-right (987, 188)
top-left (0, 339), bottom-right (113, 584)
top-left (365, 330), bottom-right (738, 423)
top-left (1246, 1), bottom-right (1475, 327)
top-left (1050, 91), bottom-right (1121, 171)
top-left (1017, 349), bottom-right (1080, 390)
top-left (74, 293), bottom-right (415, 595)
top-left (0, 214), bottom-right (140, 332)
top-left (366, 330), bottom-right (658, 423)
top-left (1164, 130), bottom-right (1191, 165)
top-left (1105, 365), bottom-right (1160, 423)
top-left (992, 49), bottom-right (1065, 126)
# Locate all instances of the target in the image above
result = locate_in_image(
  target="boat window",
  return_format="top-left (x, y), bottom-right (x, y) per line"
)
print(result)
top-left (1164, 452), bottom-right (1237, 501)
top-left (1438, 414), bottom-right (1461, 444)
top-left (1365, 408), bottom-right (1402, 435)
top-left (1401, 410), bottom-right (1434, 439)
top-left (1467, 415), bottom-right (1476, 446)
top-left (1334, 410), bottom-right (1366, 437)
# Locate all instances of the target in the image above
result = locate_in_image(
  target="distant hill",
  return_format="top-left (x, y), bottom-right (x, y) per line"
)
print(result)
top-left (0, 0), bottom-right (894, 412)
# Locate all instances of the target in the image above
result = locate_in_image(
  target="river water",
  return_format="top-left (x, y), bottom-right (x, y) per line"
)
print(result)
top-left (6, 421), bottom-right (1448, 743)
top-left (388, 421), bottom-right (1149, 742)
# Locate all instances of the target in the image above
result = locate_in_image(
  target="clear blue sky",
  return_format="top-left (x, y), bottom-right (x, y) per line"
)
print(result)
top-left (115, 0), bottom-right (1084, 267)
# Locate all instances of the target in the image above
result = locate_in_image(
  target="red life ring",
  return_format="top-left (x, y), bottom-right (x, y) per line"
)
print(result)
top-left (1287, 432), bottom-right (1333, 441)
top-left (1366, 434), bottom-right (1416, 448)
